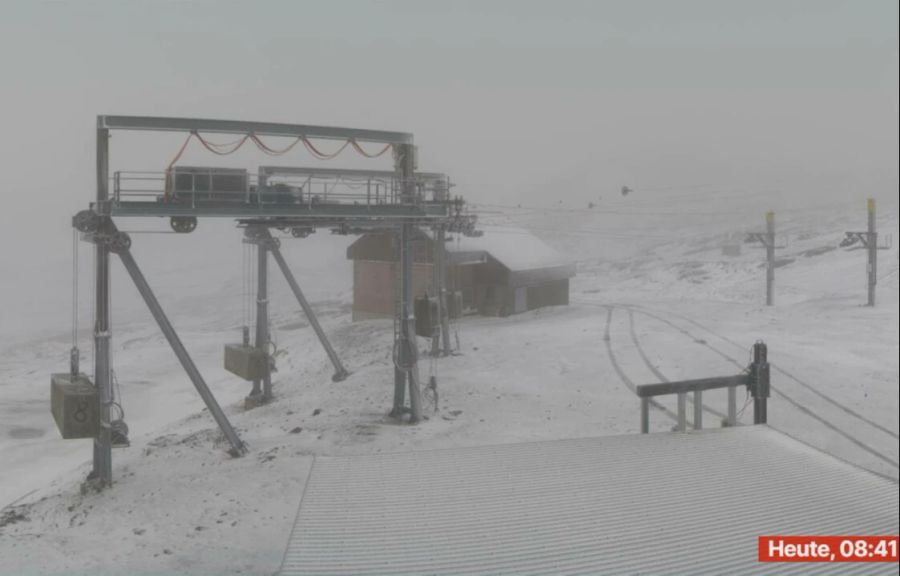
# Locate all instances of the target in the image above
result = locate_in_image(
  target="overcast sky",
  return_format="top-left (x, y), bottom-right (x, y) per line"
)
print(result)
top-left (0, 0), bottom-right (897, 276)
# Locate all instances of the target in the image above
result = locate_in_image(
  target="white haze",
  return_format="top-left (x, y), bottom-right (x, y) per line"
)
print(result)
top-left (0, 0), bottom-right (897, 339)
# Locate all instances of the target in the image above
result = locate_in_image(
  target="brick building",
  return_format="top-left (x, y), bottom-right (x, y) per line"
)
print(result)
top-left (346, 227), bottom-right (576, 320)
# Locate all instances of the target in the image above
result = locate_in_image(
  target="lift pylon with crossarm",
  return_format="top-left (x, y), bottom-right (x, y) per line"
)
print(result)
top-left (745, 211), bottom-right (781, 306)
top-left (843, 198), bottom-right (892, 307)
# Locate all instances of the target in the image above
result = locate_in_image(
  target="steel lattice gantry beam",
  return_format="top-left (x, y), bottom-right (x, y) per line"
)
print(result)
top-left (98, 115), bottom-right (413, 144)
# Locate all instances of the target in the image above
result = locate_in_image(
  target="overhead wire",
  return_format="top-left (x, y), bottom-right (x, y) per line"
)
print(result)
top-left (349, 139), bottom-right (393, 158)
top-left (195, 133), bottom-right (251, 155)
top-left (471, 197), bottom-right (870, 245)
top-left (301, 137), bottom-right (353, 160)
top-left (472, 225), bottom-right (704, 242)
top-left (469, 198), bottom-right (862, 218)
top-left (249, 134), bottom-right (302, 156)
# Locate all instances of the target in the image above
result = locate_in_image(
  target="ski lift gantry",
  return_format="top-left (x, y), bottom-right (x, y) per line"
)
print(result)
top-left (65, 115), bottom-right (476, 488)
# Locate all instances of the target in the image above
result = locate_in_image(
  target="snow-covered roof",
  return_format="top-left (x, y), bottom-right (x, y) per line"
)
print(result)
top-left (442, 227), bottom-right (573, 273)
top-left (278, 426), bottom-right (898, 575)
top-left (348, 227), bottom-right (576, 285)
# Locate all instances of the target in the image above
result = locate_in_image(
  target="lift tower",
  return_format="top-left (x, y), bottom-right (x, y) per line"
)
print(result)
top-left (843, 198), bottom-right (889, 307)
top-left (391, 143), bottom-right (423, 422)
top-left (62, 116), bottom-right (477, 487)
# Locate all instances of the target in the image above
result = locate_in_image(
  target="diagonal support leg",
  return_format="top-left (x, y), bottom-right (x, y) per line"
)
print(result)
top-left (114, 236), bottom-right (245, 455)
top-left (266, 231), bottom-right (349, 382)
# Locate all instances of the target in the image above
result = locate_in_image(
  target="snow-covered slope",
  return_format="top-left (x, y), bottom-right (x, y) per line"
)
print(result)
top-left (1, 196), bottom-right (897, 575)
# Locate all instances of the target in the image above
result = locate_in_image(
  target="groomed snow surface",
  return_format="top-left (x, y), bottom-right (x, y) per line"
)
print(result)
top-left (1, 199), bottom-right (897, 575)
top-left (281, 427), bottom-right (898, 576)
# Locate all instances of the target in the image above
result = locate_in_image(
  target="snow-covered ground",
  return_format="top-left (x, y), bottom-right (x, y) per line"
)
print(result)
top-left (1, 196), bottom-right (897, 575)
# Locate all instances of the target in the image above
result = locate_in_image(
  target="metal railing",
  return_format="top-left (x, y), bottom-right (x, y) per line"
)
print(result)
top-left (112, 170), bottom-right (452, 209)
top-left (636, 342), bottom-right (769, 433)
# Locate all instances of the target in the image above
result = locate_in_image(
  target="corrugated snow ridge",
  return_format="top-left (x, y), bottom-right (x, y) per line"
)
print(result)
top-left (279, 426), bottom-right (899, 575)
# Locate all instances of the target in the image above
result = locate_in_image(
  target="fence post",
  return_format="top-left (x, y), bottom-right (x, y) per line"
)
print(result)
top-left (676, 392), bottom-right (687, 431)
top-left (640, 397), bottom-right (649, 434)
top-left (726, 385), bottom-right (737, 426)
top-left (693, 390), bottom-right (703, 430)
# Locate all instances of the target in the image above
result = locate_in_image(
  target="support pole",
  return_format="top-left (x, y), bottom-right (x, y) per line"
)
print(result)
top-left (867, 198), bottom-right (877, 307)
top-left (430, 228), bottom-right (441, 357)
top-left (765, 211), bottom-right (775, 307)
top-left (676, 392), bottom-right (687, 432)
top-left (438, 228), bottom-right (452, 357)
top-left (391, 294), bottom-right (406, 418)
top-left (391, 143), bottom-right (422, 422)
top-left (92, 127), bottom-right (112, 486)
top-left (727, 385), bottom-right (737, 427)
top-left (115, 239), bottom-right (245, 455)
top-left (693, 390), bottom-right (703, 430)
top-left (751, 341), bottom-right (770, 425)
top-left (430, 225), bottom-right (451, 356)
top-left (640, 397), bottom-right (649, 434)
top-left (269, 235), bottom-right (349, 381)
top-left (254, 242), bottom-right (272, 401)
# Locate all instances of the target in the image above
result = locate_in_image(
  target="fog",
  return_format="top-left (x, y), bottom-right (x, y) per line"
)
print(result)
top-left (0, 4), bottom-right (898, 571)
top-left (0, 0), bottom-right (897, 339)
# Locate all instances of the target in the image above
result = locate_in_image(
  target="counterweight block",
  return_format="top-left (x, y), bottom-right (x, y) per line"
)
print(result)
top-left (224, 344), bottom-right (269, 381)
top-left (50, 373), bottom-right (99, 439)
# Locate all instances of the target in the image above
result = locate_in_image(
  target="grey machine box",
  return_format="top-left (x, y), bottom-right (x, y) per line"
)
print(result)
top-left (50, 373), bottom-right (99, 439)
top-left (224, 344), bottom-right (268, 381)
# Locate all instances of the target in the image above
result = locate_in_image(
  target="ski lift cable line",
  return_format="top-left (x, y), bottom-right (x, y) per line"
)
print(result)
top-left (471, 199), bottom-right (863, 218)
top-left (475, 196), bottom-right (863, 212)
top-left (476, 227), bottom-right (673, 240)
top-left (473, 206), bottom-right (752, 217)
top-left (475, 224), bottom-right (711, 241)
top-left (476, 225), bottom-right (712, 241)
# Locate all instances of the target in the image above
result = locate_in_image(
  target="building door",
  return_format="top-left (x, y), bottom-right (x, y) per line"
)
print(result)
top-left (514, 286), bottom-right (527, 313)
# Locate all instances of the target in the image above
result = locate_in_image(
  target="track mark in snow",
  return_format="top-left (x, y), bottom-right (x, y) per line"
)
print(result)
top-left (626, 309), bottom-right (728, 422)
top-left (635, 304), bottom-right (900, 441)
top-left (621, 304), bottom-right (899, 470)
top-left (602, 307), bottom-right (678, 424)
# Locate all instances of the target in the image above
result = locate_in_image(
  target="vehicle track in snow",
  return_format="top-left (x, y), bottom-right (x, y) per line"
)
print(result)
top-left (598, 301), bottom-right (899, 470)
top-left (601, 306), bottom-right (679, 425)
top-left (630, 303), bottom-right (900, 441)
top-left (625, 308), bottom-right (729, 423)
top-left (601, 305), bottom-right (728, 428)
